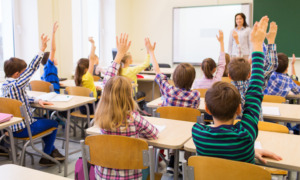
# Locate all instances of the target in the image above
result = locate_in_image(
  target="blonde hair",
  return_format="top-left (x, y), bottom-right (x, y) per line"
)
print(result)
top-left (94, 76), bottom-right (137, 130)
top-left (118, 52), bottom-right (132, 75)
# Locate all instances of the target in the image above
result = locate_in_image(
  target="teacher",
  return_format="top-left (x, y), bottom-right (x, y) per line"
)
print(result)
top-left (228, 13), bottom-right (251, 59)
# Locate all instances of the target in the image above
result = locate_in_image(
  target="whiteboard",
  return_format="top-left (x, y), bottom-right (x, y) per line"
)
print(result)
top-left (173, 4), bottom-right (252, 64)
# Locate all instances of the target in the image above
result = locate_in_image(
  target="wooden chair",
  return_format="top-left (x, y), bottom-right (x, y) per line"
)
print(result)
top-left (234, 120), bottom-right (289, 134)
top-left (194, 89), bottom-right (208, 98)
top-left (65, 86), bottom-right (95, 137)
top-left (156, 106), bottom-right (201, 122)
top-left (93, 75), bottom-right (101, 82)
top-left (263, 95), bottom-right (286, 104)
top-left (221, 77), bottom-right (231, 83)
top-left (29, 80), bottom-right (54, 93)
top-left (80, 135), bottom-right (155, 180)
top-left (182, 156), bottom-right (271, 180)
top-left (168, 79), bottom-right (175, 86)
top-left (293, 80), bottom-right (300, 86)
top-left (0, 98), bottom-right (61, 171)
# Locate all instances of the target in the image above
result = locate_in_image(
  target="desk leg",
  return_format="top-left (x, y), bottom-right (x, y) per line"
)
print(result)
top-left (174, 149), bottom-right (179, 180)
top-left (64, 110), bottom-right (70, 177)
top-left (152, 81), bottom-right (155, 100)
top-left (6, 128), bottom-right (17, 164)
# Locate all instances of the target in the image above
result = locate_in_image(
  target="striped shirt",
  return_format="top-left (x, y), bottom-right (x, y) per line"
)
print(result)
top-left (1, 52), bottom-right (44, 132)
top-left (192, 51), bottom-right (264, 164)
top-left (41, 59), bottom-right (60, 93)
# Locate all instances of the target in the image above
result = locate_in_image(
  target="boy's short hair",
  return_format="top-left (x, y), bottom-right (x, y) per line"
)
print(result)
top-left (205, 81), bottom-right (241, 121)
top-left (4, 58), bottom-right (27, 78)
top-left (276, 53), bottom-right (289, 73)
top-left (228, 57), bottom-right (250, 81)
top-left (41, 52), bottom-right (50, 65)
top-left (173, 63), bottom-right (195, 90)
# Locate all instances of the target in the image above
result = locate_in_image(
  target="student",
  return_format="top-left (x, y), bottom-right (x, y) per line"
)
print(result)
top-left (41, 22), bottom-right (60, 93)
top-left (192, 16), bottom-right (269, 163)
top-left (192, 30), bottom-right (226, 89)
top-left (94, 33), bottom-right (158, 180)
top-left (222, 53), bottom-right (230, 77)
top-left (74, 37), bottom-right (101, 115)
top-left (228, 21), bottom-right (278, 121)
top-left (1, 34), bottom-right (65, 166)
top-left (145, 37), bottom-right (200, 174)
top-left (290, 54), bottom-right (298, 81)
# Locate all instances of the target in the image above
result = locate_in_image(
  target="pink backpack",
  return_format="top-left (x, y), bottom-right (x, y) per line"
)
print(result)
top-left (75, 157), bottom-right (95, 180)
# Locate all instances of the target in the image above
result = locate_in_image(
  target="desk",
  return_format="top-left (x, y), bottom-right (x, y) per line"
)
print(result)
top-left (60, 80), bottom-right (103, 89)
top-left (27, 91), bottom-right (95, 177)
top-left (184, 131), bottom-right (300, 171)
top-left (137, 75), bottom-right (160, 101)
top-left (0, 164), bottom-right (70, 180)
top-left (86, 116), bottom-right (194, 180)
top-left (140, 68), bottom-right (174, 75)
top-left (147, 97), bottom-right (300, 123)
top-left (286, 92), bottom-right (300, 104)
top-left (0, 117), bottom-right (23, 164)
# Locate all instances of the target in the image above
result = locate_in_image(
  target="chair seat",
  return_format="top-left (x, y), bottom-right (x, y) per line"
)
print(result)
top-left (71, 110), bottom-right (94, 119)
top-left (137, 97), bottom-right (145, 102)
top-left (15, 127), bottom-right (57, 140)
top-left (147, 173), bottom-right (162, 180)
top-left (258, 166), bottom-right (288, 175)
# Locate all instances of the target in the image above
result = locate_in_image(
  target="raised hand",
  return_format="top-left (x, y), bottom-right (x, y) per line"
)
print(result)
top-left (116, 33), bottom-right (131, 55)
top-left (53, 22), bottom-right (59, 34)
top-left (292, 54), bottom-right (296, 65)
top-left (146, 39), bottom-right (156, 54)
top-left (145, 38), bottom-right (156, 53)
top-left (40, 33), bottom-right (50, 52)
top-left (88, 37), bottom-right (95, 45)
top-left (232, 30), bottom-right (239, 44)
top-left (266, 21), bottom-right (278, 44)
top-left (216, 30), bottom-right (224, 43)
top-left (251, 16), bottom-right (269, 51)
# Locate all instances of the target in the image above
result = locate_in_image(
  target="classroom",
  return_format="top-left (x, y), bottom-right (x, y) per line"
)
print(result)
top-left (0, 0), bottom-right (300, 180)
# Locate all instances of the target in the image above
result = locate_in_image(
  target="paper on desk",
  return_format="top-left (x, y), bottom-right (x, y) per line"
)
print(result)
top-left (262, 106), bottom-right (280, 116)
top-left (154, 124), bottom-right (166, 133)
top-left (50, 95), bottom-right (73, 102)
top-left (255, 141), bottom-right (262, 149)
top-left (37, 92), bottom-right (73, 102)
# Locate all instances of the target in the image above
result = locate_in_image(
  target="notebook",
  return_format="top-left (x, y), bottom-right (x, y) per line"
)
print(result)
top-left (37, 92), bottom-right (73, 102)
top-left (0, 113), bottom-right (13, 123)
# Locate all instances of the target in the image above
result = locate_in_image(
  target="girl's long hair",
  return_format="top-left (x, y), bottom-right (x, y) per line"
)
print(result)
top-left (94, 76), bottom-right (137, 130)
top-left (201, 58), bottom-right (216, 79)
top-left (75, 58), bottom-right (89, 86)
top-left (118, 52), bottom-right (132, 75)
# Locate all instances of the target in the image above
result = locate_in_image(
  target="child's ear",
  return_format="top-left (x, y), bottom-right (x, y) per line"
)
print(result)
top-left (205, 104), bottom-right (212, 115)
top-left (236, 104), bottom-right (242, 115)
top-left (247, 72), bottom-right (251, 79)
top-left (228, 74), bottom-right (232, 80)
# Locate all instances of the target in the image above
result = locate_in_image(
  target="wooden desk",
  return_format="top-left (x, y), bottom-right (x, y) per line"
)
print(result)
top-left (0, 164), bottom-right (70, 180)
top-left (0, 117), bottom-right (23, 164)
top-left (286, 92), bottom-right (300, 104)
top-left (27, 91), bottom-right (95, 177)
top-left (137, 75), bottom-right (160, 101)
top-left (86, 116), bottom-right (194, 180)
top-left (60, 80), bottom-right (104, 89)
top-left (140, 68), bottom-right (174, 75)
top-left (147, 97), bottom-right (300, 123)
top-left (184, 131), bottom-right (300, 171)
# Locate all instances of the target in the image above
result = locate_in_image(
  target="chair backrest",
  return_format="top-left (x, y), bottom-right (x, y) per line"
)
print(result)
top-left (221, 77), bottom-right (231, 83)
top-left (293, 80), bottom-right (300, 86)
top-left (234, 120), bottom-right (289, 134)
top-left (93, 76), bottom-right (101, 82)
top-left (65, 86), bottom-right (92, 97)
top-left (194, 89), bottom-right (208, 98)
top-left (29, 80), bottom-right (53, 93)
top-left (156, 106), bottom-right (200, 122)
top-left (263, 95), bottom-right (286, 103)
top-left (183, 156), bottom-right (271, 180)
top-left (0, 97), bottom-right (24, 118)
top-left (158, 63), bottom-right (171, 68)
top-left (168, 79), bottom-right (175, 86)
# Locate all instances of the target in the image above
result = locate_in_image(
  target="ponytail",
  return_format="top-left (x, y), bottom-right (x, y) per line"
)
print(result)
top-left (117, 52), bottom-right (131, 76)
top-left (75, 58), bottom-right (89, 86)
top-left (201, 58), bottom-right (216, 79)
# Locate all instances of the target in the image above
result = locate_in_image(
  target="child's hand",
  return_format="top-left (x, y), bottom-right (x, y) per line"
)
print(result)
top-left (38, 100), bottom-right (53, 108)
top-left (232, 31), bottom-right (239, 44)
top-left (216, 30), bottom-right (224, 43)
top-left (266, 21), bottom-right (277, 44)
top-left (53, 22), bottom-right (59, 34)
top-left (96, 86), bottom-right (102, 90)
top-left (40, 34), bottom-right (50, 52)
top-left (145, 38), bottom-right (156, 53)
top-left (116, 33), bottom-right (131, 55)
top-left (251, 16), bottom-right (269, 52)
top-left (255, 149), bottom-right (282, 165)
top-left (89, 37), bottom-right (95, 45)
top-left (292, 54), bottom-right (296, 65)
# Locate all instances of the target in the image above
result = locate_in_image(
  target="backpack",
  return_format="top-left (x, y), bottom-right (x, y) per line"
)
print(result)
top-left (75, 157), bottom-right (95, 180)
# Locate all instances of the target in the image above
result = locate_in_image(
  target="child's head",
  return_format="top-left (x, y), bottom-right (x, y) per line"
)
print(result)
top-left (201, 58), bottom-right (216, 79)
top-left (41, 52), bottom-right (50, 65)
top-left (118, 52), bottom-right (132, 75)
top-left (223, 53), bottom-right (231, 77)
top-left (228, 57), bottom-right (250, 81)
top-left (4, 58), bottom-right (27, 78)
top-left (276, 53), bottom-right (289, 73)
top-left (95, 76), bottom-right (137, 130)
top-left (173, 63), bottom-right (196, 90)
top-left (75, 58), bottom-right (89, 86)
top-left (205, 81), bottom-right (241, 122)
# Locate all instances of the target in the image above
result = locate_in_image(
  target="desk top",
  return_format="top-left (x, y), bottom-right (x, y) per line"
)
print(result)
top-left (140, 68), bottom-right (174, 75)
top-left (60, 80), bottom-right (103, 88)
top-left (147, 97), bottom-right (300, 123)
top-left (86, 116), bottom-right (194, 149)
top-left (184, 131), bottom-right (300, 171)
top-left (137, 75), bottom-right (156, 82)
top-left (0, 117), bottom-right (23, 129)
top-left (286, 92), bottom-right (300, 99)
top-left (0, 164), bottom-right (70, 180)
top-left (27, 91), bottom-right (95, 111)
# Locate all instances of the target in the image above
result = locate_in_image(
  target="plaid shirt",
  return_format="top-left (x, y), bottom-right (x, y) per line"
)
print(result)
top-left (232, 44), bottom-right (278, 121)
top-left (155, 73), bottom-right (200, 108)
top-left (264, 72), bottom-right (300, 97)
top-left (1, 52), bottom-right (44, 132)
top-left (96, 62), bottom-right (158, 180)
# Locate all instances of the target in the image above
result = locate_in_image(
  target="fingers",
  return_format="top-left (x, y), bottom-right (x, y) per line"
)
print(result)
top-left (153, 42), bottom-right (156, 50)
top-left (116, 36), bottom-right (119, 47)
top-left (257, 155), bottom-right (267, 164)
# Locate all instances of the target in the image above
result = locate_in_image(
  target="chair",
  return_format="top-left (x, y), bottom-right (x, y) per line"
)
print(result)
top-left (183, 156), bottom-right (271, 180)
top-left (293, 80), bottom-right (300, 86)
top-left (194, 89), bottom-right (208, 98)
top-left (80, 135), bottom-right (155, 180)
top-left (221, 77), bottom-right (231, 83)
top-left (158, 63), bottom-right (171, 78)
top-left (29, 80), bottom-right (54, 92)
top-left (0, 98), bottom-right (61, 171)
top-left (65, 86), bottom-right (95, 137)
top-left (263, 95), bottom-right (286, 104)
top-left (234, 120), bottom-right (289, 134)
top-left (156, 106), bottom-right (201, 122)
top-left (93, 75), bottom-right (101, 82)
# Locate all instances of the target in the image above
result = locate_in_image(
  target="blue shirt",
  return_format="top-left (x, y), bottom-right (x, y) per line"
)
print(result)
top-left (41, 59), bottom-right (60, 93)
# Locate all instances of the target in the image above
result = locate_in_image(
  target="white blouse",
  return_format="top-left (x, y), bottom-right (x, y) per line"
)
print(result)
top-left (228, 26), bottom-right (251, 57)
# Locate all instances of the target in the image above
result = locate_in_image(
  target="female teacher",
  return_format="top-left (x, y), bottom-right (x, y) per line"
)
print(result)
top-left (228, 13), bottom-right (251, 59)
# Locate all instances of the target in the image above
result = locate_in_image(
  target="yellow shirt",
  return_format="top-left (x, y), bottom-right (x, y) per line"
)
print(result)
top-left (82, 71), bottom-right (97, 98)
top-left (120, 55), bottom-right (150, 91)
